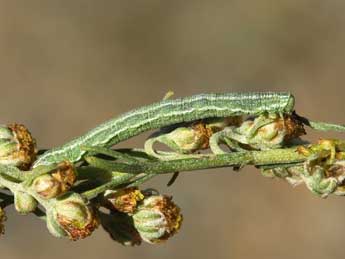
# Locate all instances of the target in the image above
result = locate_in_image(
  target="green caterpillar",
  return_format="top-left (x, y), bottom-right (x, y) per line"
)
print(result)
top-left (34, 92), bottom-right (295, 167)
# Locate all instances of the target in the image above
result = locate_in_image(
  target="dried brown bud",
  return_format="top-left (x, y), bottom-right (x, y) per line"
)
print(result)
top-left (33, 162), bottom-right (76, 199)
top-left (280, 114), bottom-right (306, 141)
top-left (104, 187), bottom-right (144, 214)
top-left (325, 161), bottom-right (345, 195)
top-left (256, 115), bottom-right (305, 144)
top-left (47, 193), bottom-right (99, 240)
top-left (0, 124), bottom-right (36, 169)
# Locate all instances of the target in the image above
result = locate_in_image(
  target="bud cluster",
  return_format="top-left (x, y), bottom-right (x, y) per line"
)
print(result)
top-left (101, 188), bottom-right (183, 245)
top-left (145, 117), bottom-right (242, 156)
top-left (227, 114), bottom-right (305, 150)
top-left (2, 104), bottom-right (344, 246)
top-left (262, 139), bottom-right (345, 198)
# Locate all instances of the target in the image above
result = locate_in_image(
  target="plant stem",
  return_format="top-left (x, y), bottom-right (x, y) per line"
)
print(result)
top-left (0, 165), bottom-right (27, 181)
top-left (82, 147), bottom-right (306, 198)
top-left (82, 173), bottom-right (135, 199)
top-left (87, 147), bottom-right (305, 175)
top-left (140, 147), bottom-right (305, 174)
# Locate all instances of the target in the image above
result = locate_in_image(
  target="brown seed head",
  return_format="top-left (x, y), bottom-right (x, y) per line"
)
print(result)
top-left (55, 193), bottom-right (99, 241)
top-left (51, 161), bottom-right (77, 193)
top-left (276, 115), bottom-right (306, 142)
top-left (34, 161), bottom-right (77, 199)
top-left (105, 187), bottom-right (144, 214)
top-left (7, 123), bottom-right (37, 169)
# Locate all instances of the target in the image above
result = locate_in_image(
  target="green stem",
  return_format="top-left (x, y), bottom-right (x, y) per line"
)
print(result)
top-left (0, 173), bottom-right (51, 209)
top-left (81, 146), bottom-right (140, 164)
top-left (0, 174), bottom-right (20, 192)
top-left (82, 173), bottom-right (135, 200)
top-left (307, 120), bottom-right (345, 132)
top-left (140, 148), bottom-right (304, 174)
top-left (0, 165), bottom-right (27, 181)
top-left (82, 147), bottom-right (306, 198)
top-left (85, 156), bottom-right (140, 173)
top-left (87, 147), bottom-right (305, 175)
top-left (295, 113), bottom-right (345, 132)
top-left (126, 174), bottom-right (155, 187)
top-left (76, 166), bottom-right (115, 181)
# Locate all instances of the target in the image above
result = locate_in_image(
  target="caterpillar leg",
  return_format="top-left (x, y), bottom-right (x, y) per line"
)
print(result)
top-left (162, 90), bottom-right (174, 100)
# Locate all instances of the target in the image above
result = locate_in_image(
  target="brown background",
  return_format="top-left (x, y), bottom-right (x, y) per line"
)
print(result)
top-left (1, 1), bottom-right (345, 259)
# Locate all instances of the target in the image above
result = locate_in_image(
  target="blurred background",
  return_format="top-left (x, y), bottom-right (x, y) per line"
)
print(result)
top-left (0, 1), bottom-right (345, 258)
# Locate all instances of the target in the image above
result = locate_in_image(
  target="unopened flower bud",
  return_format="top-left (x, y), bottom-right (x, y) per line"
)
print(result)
top-left (100, 211), bottom-right (142, 246)
top-left (33, 162), bottom-right (76, 199)
top-left (47, 193), bottom-right (99, 240)
top-left (160, 125), bottom-right (210, 154)
top-left (148, 119), bottom-right (235, 155)
top-left (0, 207), bottom-right (6, 236)
top-left (133, 195), bottom-right (183, 244)
top-left (104, 187), bottom-right (144, 214)
top-left (0, 124), bottom-right (36, 169)
top-left (237, 115), bottom-right (305, 150)
top-left (300, 162), bottom-right (338, 198)
top-left (14, 191), bottom-right (38, 214)
top-left (325, 160), bottom-right (345, 196)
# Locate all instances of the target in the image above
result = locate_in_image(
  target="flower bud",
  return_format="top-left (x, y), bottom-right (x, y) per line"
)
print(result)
top-left (236, 115), bottom-right (305, 150)
top-left (47, 193), bottom-right (99, 240)
top-left (100, 211), bottom-right (142, 246)
top-left (14, 191), bottom-right (38, 214)
top-left (46, 210), bottom-right (67, 238)
top-left (160, 125), bottom-right (210, 154)
top-left (152, 119), bottom-right (238, 154)
top-left (0, 207), bottom-right (6, 236)
top-left (300, 162), bottom-right (338, 198)
top-left (0, 124), bottom-right (36, 169)
top-left (133, 195), bottom-right (183, 244)
top-left (325, 160), bottom-right (345, 195)
top-left (104, 187), bottom-right (144, 214)
top-left (33, 162), bottom-right (76, 199)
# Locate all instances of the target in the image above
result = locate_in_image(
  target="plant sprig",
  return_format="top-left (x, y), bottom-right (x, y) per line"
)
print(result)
top-left (1, 94), bottom-right (345, 245)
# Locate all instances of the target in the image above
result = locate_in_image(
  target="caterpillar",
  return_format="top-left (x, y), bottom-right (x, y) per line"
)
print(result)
top-left (33, 92), bottom-right (295, 167)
